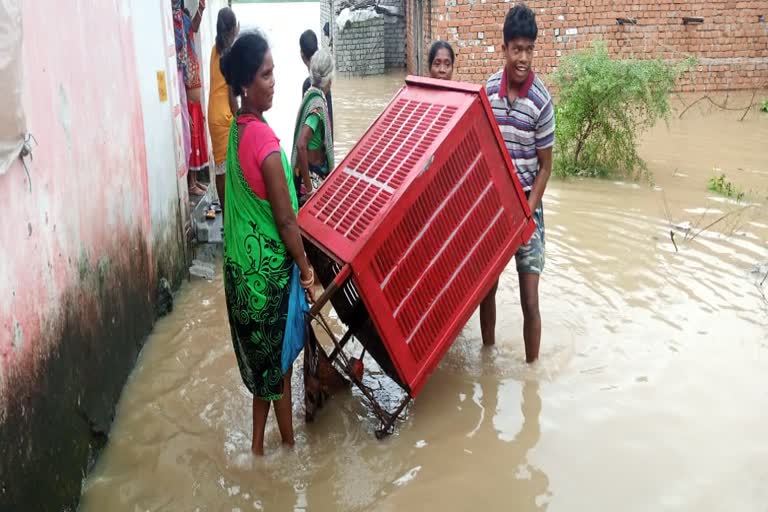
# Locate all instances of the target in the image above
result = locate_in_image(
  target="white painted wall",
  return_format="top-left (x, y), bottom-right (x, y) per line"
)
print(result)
top-left (197, 1), bottom-right (228, 167)
top-left (128, 0), bottom-right (227, 281)
top-left (130, 0), bottom-right (179, 230)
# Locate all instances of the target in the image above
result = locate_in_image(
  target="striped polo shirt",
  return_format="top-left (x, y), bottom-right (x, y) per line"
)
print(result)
top-left (486, 69), bottom-right (555, 191)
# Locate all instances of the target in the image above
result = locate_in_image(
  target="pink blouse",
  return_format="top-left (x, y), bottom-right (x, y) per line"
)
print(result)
top-left (237, 114), bottom-right (281, 200)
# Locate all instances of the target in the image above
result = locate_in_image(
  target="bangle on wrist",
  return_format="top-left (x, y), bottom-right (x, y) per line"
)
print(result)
top-left (300, 268), bottom-right (314, 287)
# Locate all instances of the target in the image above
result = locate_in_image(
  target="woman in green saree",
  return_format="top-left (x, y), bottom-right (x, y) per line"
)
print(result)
top-left (291, 49), bottom-right (334, 204)
top-left (220, 32), bottom-right (315, 455)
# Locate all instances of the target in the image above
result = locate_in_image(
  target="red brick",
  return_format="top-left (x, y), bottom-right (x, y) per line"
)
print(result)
top-left (405, 0), bottom-right (768, 90)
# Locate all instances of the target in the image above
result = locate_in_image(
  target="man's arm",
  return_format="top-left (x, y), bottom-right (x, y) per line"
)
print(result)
top-left (528, 98), bottom-right (555, 212)
top-left (528, 147), bottom-right (551, 213)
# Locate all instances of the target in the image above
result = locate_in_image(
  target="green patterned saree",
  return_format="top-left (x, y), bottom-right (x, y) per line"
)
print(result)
top-left (223, 116), bottom-right (299, 401)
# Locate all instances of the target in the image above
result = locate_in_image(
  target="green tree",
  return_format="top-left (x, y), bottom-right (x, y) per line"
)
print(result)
top-left (553, 42), bottom-right (693, 180)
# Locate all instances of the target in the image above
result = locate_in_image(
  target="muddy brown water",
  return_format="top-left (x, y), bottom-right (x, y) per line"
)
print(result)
top-left (79, 3), bottom-right (768, 511)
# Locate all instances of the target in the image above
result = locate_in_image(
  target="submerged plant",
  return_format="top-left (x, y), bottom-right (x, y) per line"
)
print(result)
top-left (708, 172), bottom-right (745, 201)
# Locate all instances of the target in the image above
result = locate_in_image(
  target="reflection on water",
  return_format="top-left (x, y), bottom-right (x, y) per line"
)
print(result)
top-left (79, 2), bottom-right (768, 510)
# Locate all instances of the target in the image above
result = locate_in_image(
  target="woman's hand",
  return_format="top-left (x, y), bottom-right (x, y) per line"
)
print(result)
top-left (262, 153), bottom-right (314, 300)
top-left (300, 265), bottom-right (316, 303)
top-left (300, 265), bottom-right (314, 287)
top-left (303, 177), bottom-right (314, 195)
top-left (301, 186), bottom-right (315, 204)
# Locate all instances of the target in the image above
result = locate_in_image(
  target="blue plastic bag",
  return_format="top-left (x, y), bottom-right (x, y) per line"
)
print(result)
top-left (281, 263), bottom-right (309, 374)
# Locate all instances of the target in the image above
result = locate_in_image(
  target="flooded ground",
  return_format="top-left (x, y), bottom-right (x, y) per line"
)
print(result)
top-left (79, 3), bottom-right (768, 511)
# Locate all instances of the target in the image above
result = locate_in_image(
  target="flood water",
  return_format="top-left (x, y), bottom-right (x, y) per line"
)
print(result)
top-left (79, 3), bottom-right (768, 511)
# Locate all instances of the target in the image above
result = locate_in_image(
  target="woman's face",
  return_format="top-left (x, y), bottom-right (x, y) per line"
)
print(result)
top-left (244, 50), bottom-right (275, 112)
top-left (430, 48), bottom-right (454, 80)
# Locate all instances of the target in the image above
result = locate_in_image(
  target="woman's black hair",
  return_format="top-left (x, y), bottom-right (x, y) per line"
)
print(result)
top-left (220, 31), bottom-right (269, 97)
top-left (503, 4), bottom-right (538, 44)
top-left (428, 40), bottom-right (455, 67)
top-left (299, 30), bottom-right (319, 60)
top-left (215, 7), bottom-right (237, 54)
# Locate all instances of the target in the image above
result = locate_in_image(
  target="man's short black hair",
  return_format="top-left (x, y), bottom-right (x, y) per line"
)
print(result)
top-left (300, 29), bottom-right (319, 59)
top-left (503, 4), bottom-right (538, 44)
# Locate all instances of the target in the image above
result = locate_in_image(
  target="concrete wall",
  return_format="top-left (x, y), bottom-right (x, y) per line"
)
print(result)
top-left (336, 15), bottom-right (388, 76)
top-left (385, 13), bottom-right (408, 70)
top-left (0, 1), bottom-right (224, 509)
top-left (380, 0), bottom-right (407, 70)
top-left (406, 0), bottom-right (768, 91)
top-left (321, 0), bottom-right (334, 49)
top-left (327, 0), bottom-right (406, 76)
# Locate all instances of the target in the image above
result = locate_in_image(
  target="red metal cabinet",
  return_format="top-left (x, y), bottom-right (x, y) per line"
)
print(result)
top-left (299, 76), bottom-right (534, 397)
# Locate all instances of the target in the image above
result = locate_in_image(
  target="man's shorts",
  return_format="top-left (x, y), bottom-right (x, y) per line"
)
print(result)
top-left (515, 202), bottom-right (545, 274)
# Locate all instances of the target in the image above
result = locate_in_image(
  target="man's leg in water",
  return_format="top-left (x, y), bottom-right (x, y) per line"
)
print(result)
top-left (515, 203), bottom-right (545, 362)
top-left (519, 272), bottom-right (541, 362)
top-left (480, 280), bottom-right (499, 346)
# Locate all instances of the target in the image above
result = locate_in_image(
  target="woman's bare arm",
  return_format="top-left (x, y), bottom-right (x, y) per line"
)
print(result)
top-left (261, 153), bottom-right (312, 281)
top-left (296, 125), bottom-right (314, 193)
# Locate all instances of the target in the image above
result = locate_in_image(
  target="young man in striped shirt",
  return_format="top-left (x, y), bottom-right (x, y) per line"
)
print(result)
top-left (481, 4), bottom-right (554, 363)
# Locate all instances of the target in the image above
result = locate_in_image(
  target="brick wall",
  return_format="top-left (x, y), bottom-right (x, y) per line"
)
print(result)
top-left (385, 15), bottom-right (408, 69)
top-left (321, 0), bottom-right (333, 49)
top-left (406, 0), bottom-right (768, 91)
top-left (329, 0), bottom-right (407, 76)
top-left (381, 0), bottom-right (408, 69)
top-left (335, 16), bottom-right (388, 76)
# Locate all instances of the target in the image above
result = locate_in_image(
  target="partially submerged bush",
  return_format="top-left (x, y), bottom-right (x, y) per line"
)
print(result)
top-left (708, 173), bottom-right (745, 201)
top-left (553, 42), bottom-right (693, 180)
